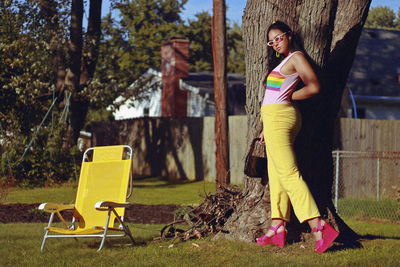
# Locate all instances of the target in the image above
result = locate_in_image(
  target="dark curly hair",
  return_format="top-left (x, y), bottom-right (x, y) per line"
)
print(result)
top-left (266, 21), bottom-right (304, 71)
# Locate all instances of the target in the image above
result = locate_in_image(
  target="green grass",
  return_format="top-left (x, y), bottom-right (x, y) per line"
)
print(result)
top-left (2, 178), bottom-right (400, 266)
top-left (5, 179), bottom-right (398, 223)
top-left (1, 220), bottom-right (399, 267)
top-left (336, 198), bottom-right (400, 222)
top-left (127, 177), bottom-right (217, 205)
top-left (4, 177), bottom-right (216, 205)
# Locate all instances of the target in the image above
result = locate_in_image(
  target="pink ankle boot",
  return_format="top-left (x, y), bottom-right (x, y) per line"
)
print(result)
top-left (256, 222), bottom-right (286, 248)
top-left (312, 220), bottom-right (339, 253)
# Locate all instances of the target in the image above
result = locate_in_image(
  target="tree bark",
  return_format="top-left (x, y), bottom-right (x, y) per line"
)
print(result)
top-left (215, 0), bottom-right (371, 245)
top-left (65, 0), bottom-right (102, 147)
top-left (39, 0), bottom-right (102, 147)
top-left (213, 0), bottom-right (230, 188)
top-left (80, 0), bottom-right (102, 84)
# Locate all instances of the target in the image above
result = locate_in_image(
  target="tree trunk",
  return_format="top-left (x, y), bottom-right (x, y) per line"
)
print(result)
top-left (215, 0), bottom-right (371, 245)
top-left (80, 0), bottom-right (102, 84)
top-left (65, 0), bottom-right (102, 147)
top-left (213, 0), bottom-right (230, 188)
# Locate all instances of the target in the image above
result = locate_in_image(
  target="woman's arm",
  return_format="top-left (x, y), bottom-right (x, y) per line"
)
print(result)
top-left (290, 53), bottom-right (320, 101)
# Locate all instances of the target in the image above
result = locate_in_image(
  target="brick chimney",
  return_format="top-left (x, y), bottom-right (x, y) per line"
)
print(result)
top-left (161, 39), bottom-right (189, 117)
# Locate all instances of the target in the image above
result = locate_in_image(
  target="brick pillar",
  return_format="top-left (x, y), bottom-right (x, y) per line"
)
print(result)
top-left (161, 39), bottom-right (189, 117)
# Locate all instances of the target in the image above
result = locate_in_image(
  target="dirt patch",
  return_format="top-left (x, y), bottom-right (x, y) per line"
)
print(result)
top-left (0, 203), bottom-right (181, 224)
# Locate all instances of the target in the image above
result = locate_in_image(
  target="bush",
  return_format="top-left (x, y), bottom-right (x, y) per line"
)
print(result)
top-left (0, 125), bottom-right (81, 188)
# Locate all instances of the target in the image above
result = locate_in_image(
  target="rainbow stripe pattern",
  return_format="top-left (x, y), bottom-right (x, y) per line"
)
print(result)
top-left (266, 71), bottom-right (285, 91)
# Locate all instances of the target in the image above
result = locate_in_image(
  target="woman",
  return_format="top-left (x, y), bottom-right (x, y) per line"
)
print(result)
top-left (256, 21), bottom-right (339, 253)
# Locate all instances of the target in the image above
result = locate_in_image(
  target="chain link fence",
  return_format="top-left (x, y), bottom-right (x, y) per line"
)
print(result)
top-left (332, 151), bottom-right (400, 222)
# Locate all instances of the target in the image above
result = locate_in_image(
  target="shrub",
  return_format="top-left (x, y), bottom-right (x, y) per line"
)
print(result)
top-left (0, 125), bottom-right (81, 188)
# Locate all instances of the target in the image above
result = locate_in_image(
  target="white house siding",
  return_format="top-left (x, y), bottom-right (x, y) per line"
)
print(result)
top-left (187, 91), bottom-right (215, 117)
top-left (113, 87), bottom-right (162, 119)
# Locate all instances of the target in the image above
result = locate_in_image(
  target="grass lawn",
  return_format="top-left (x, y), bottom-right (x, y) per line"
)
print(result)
top-left (337, 198), bottom-right (400, 221)
top-left (2, 178), bottom-right (400, 266)
top-left (0, 219), bottom-right (399, 267)
top-left (4, 177), bottom-right (217, 205)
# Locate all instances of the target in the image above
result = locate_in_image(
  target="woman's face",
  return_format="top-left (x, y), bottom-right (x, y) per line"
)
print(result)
top-left (267, 29), bottom-right (291, 56)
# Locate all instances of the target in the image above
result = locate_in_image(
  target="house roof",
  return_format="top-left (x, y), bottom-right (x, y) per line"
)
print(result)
top-left (181, 71), bottom-right (246, 115)
top-left (347, 28), bottom-right (400, 97)
top-left (181, 71), bottom-right (246, 94)
top-left (118, 69), bottom-right (247, 116)
top-left (130, 69), bottom-right (246, 95)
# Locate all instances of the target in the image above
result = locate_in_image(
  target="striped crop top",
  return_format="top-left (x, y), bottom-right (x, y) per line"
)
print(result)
top-left (262, 51), bottom-right (302, 105)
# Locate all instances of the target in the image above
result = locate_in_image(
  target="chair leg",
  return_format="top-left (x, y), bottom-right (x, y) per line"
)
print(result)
top-left (98, 210), bottom-right (112, 251)
top-left (40, 231), bottom-right (48, 252)
top-left (41, 213), bottom-right (55, 252)
top-left (112, 209), bottom-right (135, 244)
top-left (121, 222), bottom-right (135, 244)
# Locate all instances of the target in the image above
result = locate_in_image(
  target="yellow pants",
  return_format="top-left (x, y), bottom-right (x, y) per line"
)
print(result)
top-left (261, 104), bottom-right (320, 223)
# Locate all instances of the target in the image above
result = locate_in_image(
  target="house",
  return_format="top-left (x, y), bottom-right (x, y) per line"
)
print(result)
top-left (113, 39), bottom-right (246, 119)
top-left (343, 28), bottom-right (400, 120)
top-left (115, 28), bottom-right (400, 121)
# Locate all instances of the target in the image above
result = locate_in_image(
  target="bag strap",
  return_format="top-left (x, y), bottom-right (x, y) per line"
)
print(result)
top-left (248, 138), bottom-right (260, 156)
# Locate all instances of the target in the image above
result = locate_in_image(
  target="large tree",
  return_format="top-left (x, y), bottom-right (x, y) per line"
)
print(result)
top-left (181, 11), bottom-right (214, 72)
top-left (98, 0), bottom-right (187, 88)
top-left (0, 0), bottom-right (103, 185)
top-left (227, 22), bottom-right (245, 74)
top-left (63, 0), bottom-right (103, 147)
top-left (214, 0), bottom-right (371, 245)
top-left (36, 0), bottom-right (103, 147)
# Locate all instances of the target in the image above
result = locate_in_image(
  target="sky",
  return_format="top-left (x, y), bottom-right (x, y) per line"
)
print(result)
top-left (180, 0), bottom-right (400, 25)
top-left (99, 0), bottom-right (400, 26)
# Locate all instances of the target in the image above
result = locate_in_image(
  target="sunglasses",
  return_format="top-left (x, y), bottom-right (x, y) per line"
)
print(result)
top-left (267, 32), bottom-right (287, 47)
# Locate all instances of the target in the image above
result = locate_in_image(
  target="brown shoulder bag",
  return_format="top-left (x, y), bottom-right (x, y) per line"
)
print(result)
top-left (244, 138), bottom-right (268, 179)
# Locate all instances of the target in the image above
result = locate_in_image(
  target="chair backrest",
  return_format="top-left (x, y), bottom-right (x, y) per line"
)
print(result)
top-left (74, 145), bottom-right (132, 230)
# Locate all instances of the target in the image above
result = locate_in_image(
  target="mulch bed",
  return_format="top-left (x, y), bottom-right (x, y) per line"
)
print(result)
top-left (0, 203), bottom-right (181, 224)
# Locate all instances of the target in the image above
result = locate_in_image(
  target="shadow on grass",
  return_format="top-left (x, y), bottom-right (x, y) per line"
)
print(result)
top-left (328, 234), bottom-right (400, 253)
top-left (132, 176), bottom-right (210, 189)
top-left (86, 235), bottom-right (159, 250)
top-left (359, 234), bottom-right (400, 241)
top-left (328, 241), bottom-right (363, 252)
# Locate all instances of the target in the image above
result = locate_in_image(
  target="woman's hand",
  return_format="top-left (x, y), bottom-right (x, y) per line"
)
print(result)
top-left (259, 131), bottom-right (265, 144)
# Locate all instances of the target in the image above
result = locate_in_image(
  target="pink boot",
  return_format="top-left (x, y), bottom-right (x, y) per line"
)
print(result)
top-left (312, 220), bottom-right (339, 253)
top-left (257, 222), bottom-right (286, 248)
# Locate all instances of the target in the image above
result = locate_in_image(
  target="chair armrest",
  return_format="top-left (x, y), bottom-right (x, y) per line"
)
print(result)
top-left (95, 201), bottom-right (131, 210)
top-left (38, 203), bottom-right (75, 213)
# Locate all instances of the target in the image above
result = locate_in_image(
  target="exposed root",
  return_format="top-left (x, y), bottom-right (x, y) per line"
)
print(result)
top-left (159, 185), bottom-right (242, 242)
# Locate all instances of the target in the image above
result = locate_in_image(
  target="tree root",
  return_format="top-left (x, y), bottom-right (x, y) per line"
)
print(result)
top-left (159, 185), bottom-right (242, 242)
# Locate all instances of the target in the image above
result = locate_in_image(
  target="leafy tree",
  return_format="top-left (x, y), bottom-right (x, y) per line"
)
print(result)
top-left (98, 0), bottom-right (187, 88)
top-left (0, 0), bottom-right (59, 136)
top-left (93, 0), bottom-right (189, 118)
top-left (227, 22), bottom-right (245, 74)
top-left (0, 0), bottom-right (103, 186)
top-left (181, 11), bottom-right (214, 72)
top-left (365, 6), bottom-right (396, 29)
top-left (181, 12), bottom-right (244, 74)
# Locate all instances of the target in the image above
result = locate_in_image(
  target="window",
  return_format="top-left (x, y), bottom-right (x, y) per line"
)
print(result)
top-left (143, 108), bottom-right (149, 117)
top-left (356, 108), bottom-right (365, 119)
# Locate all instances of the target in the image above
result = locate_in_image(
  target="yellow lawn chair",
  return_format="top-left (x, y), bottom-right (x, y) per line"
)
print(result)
top-left (39, 145), bottom-right (135, 251)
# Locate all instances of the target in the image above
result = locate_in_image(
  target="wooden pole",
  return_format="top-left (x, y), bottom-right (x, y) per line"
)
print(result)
top-left (212, 0), bottom-right (230, 189)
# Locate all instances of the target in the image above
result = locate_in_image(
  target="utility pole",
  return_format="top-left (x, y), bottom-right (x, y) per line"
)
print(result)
top-left (212, 0), bottom-right (230, 189)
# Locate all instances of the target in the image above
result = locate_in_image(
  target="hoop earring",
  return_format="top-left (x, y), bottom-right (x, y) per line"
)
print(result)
top-left (276, 51), bottom-right (280, 58)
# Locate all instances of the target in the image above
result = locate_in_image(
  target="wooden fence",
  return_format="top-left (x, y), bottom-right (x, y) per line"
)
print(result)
top-left (333, 118), bottom-right (400, 199)
top-left (334, 118), bottom-right (400, 151)
top-left (89, 117), bottom-right (399, 198)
